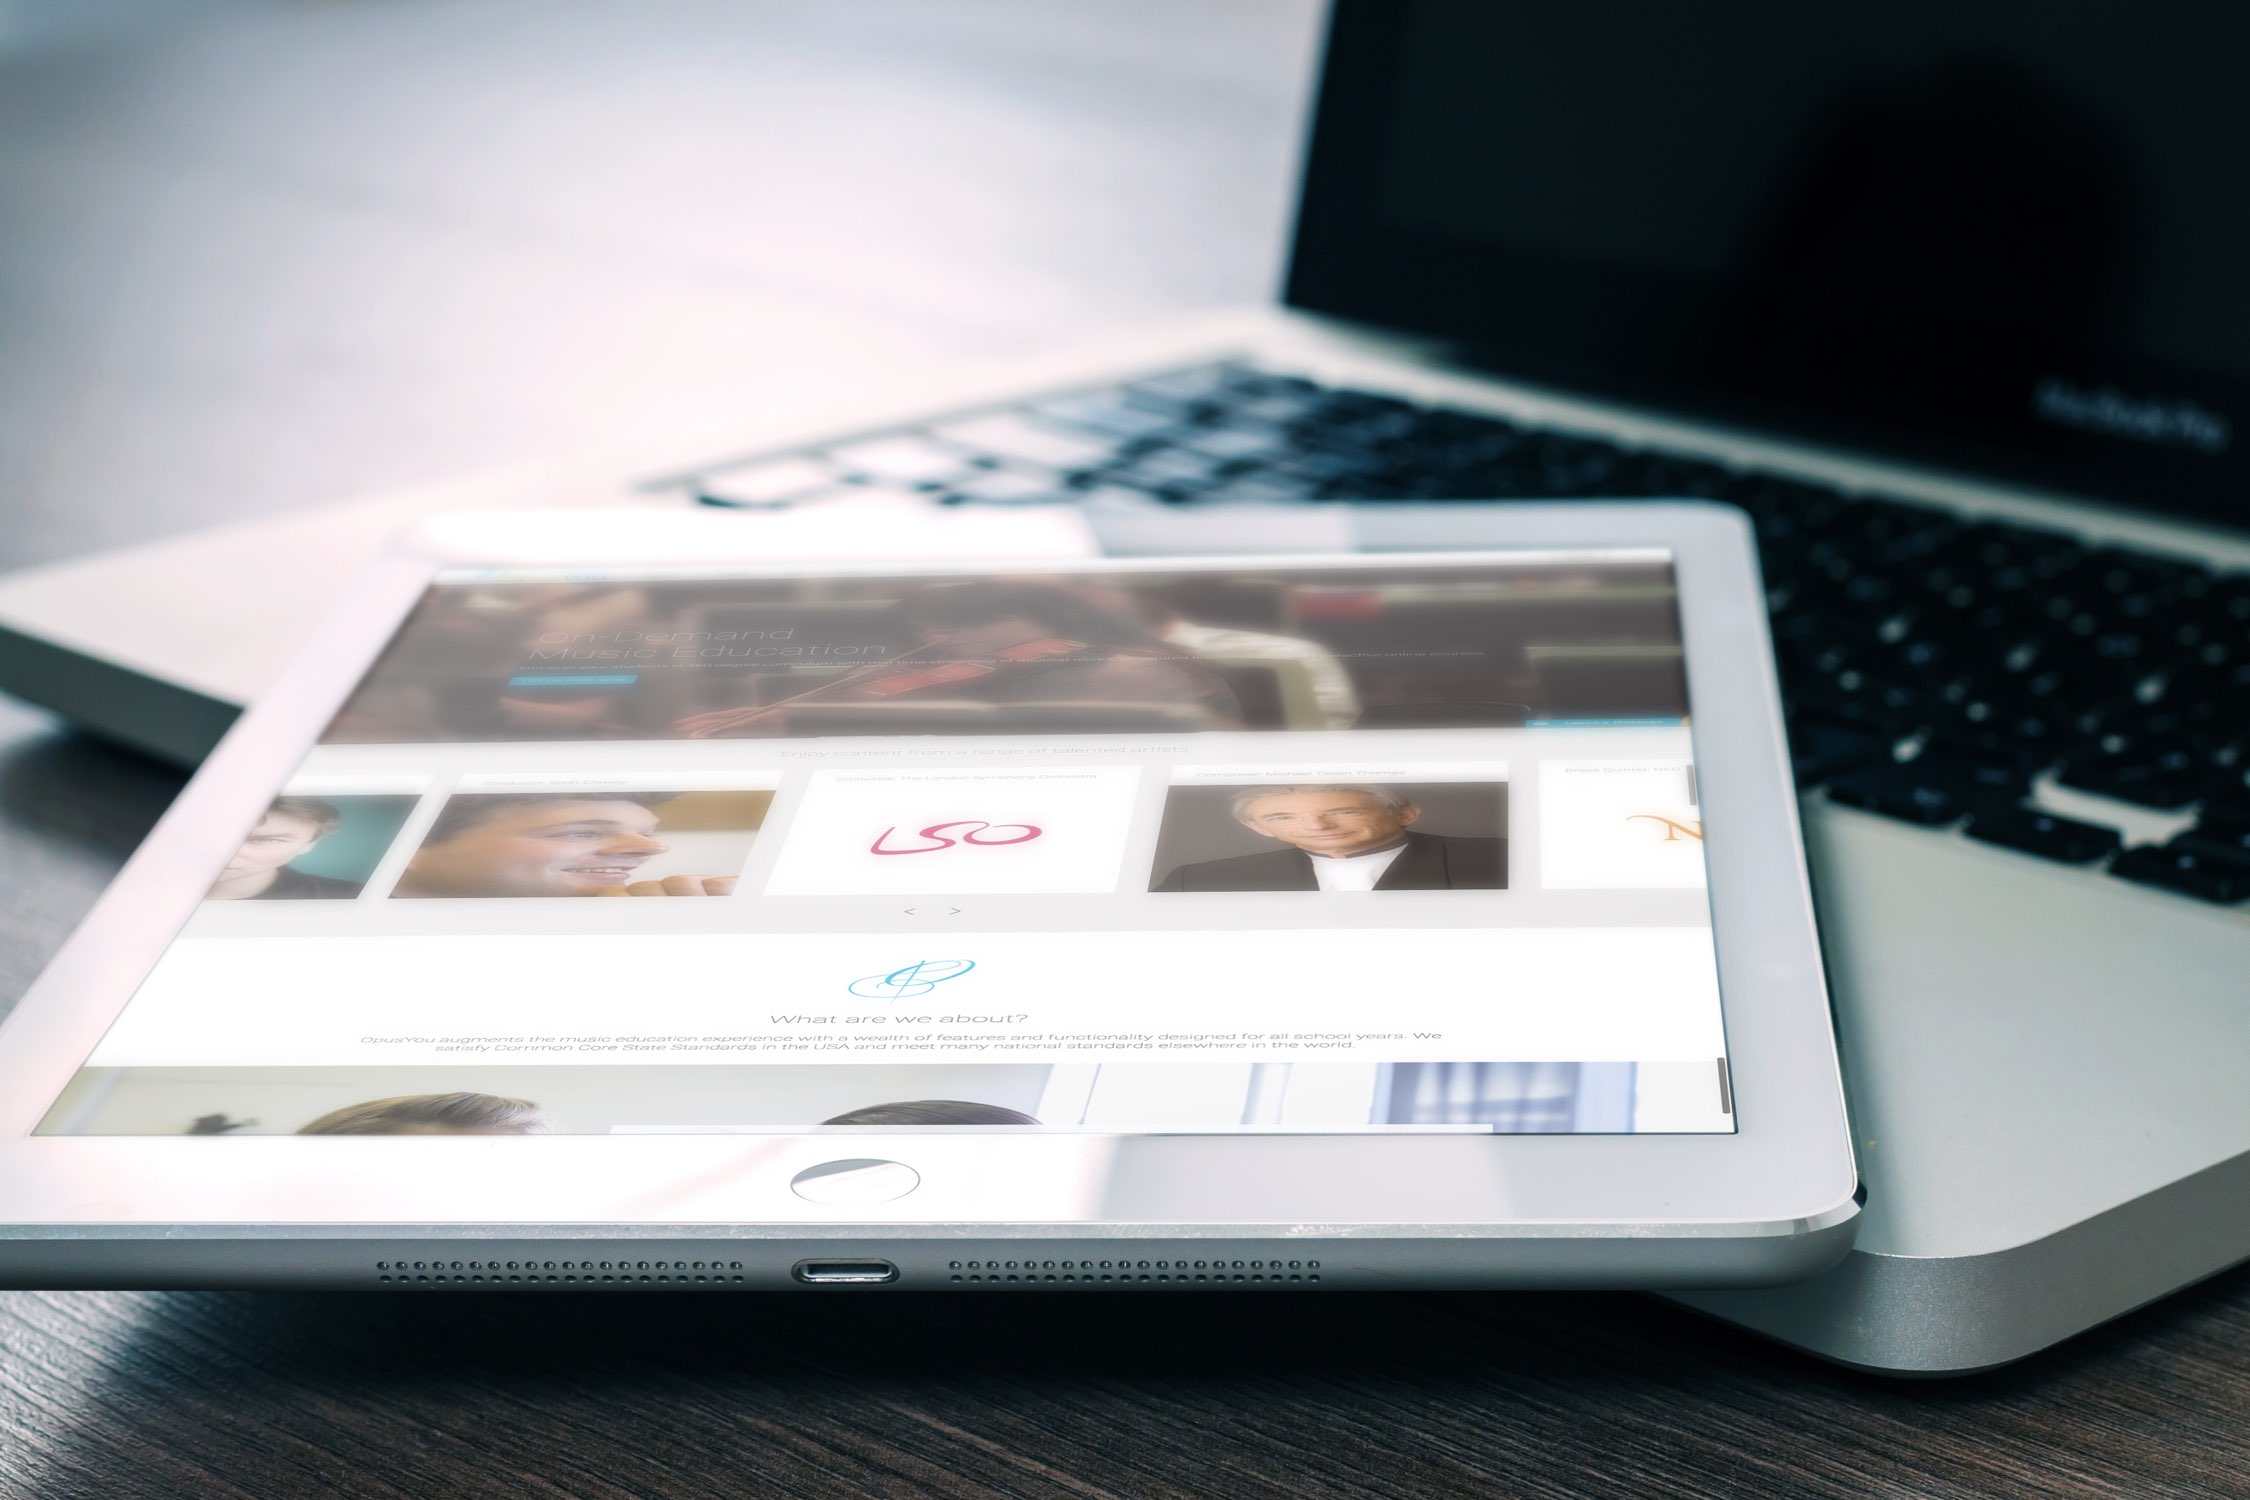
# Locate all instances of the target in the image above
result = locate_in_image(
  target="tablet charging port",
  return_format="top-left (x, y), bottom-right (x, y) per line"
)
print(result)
top-left (792, 1259), bottom-right (899, 1285)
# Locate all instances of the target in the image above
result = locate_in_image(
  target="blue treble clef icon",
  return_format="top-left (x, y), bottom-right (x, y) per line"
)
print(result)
top-left (847, 959), bottom-right (977, 1000)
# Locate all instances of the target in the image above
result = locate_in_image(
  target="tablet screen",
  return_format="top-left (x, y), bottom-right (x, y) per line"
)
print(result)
top-left (37, 554), bottom-right (1736, 1139)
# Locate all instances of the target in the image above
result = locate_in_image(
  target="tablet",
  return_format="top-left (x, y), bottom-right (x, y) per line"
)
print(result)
top-left (0, 503), bottom-right (1857, 1290)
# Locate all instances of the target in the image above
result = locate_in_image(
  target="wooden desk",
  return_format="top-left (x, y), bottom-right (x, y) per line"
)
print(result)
top-left (1, 5), bottom-right (2243, 1494)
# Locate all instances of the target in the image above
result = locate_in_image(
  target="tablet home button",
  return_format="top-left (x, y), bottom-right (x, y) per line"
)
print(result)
top-left (790, 1158), bottom-right (921, 1205)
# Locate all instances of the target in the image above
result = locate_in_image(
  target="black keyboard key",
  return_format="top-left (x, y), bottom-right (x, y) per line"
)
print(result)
top-left (1830, 497), bottom-right (1936, 552)
top-left (2055, 744), bottom-right (2209, 809)
top-left (1097, 447), bottom-right (1235, 498)
top-left (1767, 603), bottom-right (1836, 647)
top-left (1823, 766), bottom-right (1994, 826)
top-left (2108, 841), bottom-right (2250, 904)
top-left (1963, 808), bottom-right (2122, 865)
top-left (1918, 725), bottom-right (2054, 775)
top-left (1789, 671), bottom-right (1934, 736)
top-left (1786, 713), bottom-right (1892, 787)
top-left (2182, 806), bottom-right (2250, 856)
top-left (2202, 576), bottom-right (2250, 627)
top-left (1839, 572), bottom-right (1903, 608)
top-left (1175, 423), bottom-right (1291, 465)
top-left (2167, 656), bottom-right (2250, 712)
top-left (1969, 662), bottom-right (2077, 710)
top-left (1027, 391), bottom-right (1184, 441)
top-left (1290, 415), bottom-right (1421, 461)
top-left (2059, 694), bottom-right (2157, 743)
top-left (2200, 765), bottom-right (2250, 809)
top-left (1750, 492), bottom-right (1849, 552)
top-left (1227, 390), bottom-right (1328, 427)
top-left (1889, 633), bottom-right (1956, 675)
top-left (1921, 707), bottom-right (2072, 769)
top-left (934, 469), bottom-right (1077, 506)
top-left (1862, 500), bottom-right (1965, 562)
top-left (2084, 546), bottom-right (2202, 601)
top-left (1901, 748), bottom-right (2031, 798)
top-left (1413, 406), bottom-right (1520, 446)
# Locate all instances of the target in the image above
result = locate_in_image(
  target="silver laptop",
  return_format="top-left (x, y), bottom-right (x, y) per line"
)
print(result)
top-left (3, 1), bottom-right (2245, 1373)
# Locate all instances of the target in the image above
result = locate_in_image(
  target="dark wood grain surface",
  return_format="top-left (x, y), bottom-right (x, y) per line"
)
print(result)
top-left (1, 5), bottom-right (2245, 1496)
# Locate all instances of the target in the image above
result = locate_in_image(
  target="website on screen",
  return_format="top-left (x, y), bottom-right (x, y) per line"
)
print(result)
top-left (38, 555), bottom-right (1734, 1139)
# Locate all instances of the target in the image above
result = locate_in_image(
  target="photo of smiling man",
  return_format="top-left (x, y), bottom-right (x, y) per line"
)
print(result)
top-left (390, 789), bottom-right (769, 898)
top-left (1152, 783), bottom-right (1508, 893)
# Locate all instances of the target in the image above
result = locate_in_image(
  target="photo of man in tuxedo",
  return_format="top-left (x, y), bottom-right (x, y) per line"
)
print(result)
top-left (1151, 784), bottom-right (1507, 892)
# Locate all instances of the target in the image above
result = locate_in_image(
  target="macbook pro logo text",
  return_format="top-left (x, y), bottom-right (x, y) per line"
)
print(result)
top-left (869, 821), bottom-right (1043, 855)
top-left (2031, 377), bottom-right (2232, 455)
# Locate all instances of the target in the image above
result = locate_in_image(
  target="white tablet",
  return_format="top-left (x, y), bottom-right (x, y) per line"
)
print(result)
top-left (0, 503), bottom-right (1856, 1290)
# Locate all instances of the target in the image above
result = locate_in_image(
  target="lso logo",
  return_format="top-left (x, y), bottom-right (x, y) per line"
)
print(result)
top-left (870, 821), bottom-right (1042, 855)
top-left (847, 958), bottom-right (977, 1000)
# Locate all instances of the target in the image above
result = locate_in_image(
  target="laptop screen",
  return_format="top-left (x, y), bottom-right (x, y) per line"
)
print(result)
top-left (1288, 0), bottom-right (2250, 530)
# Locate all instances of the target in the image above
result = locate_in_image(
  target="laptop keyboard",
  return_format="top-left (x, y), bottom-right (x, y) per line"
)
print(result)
top-left (686, 362), bottom-right (2250, 906)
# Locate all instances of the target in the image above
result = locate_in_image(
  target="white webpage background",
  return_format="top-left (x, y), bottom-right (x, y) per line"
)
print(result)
top-left (87, 927), bottom-right (1724, 1068)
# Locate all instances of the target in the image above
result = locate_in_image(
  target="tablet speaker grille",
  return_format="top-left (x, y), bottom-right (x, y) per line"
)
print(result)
top-left (945, 1257), bottom-right (1321, 1286)
top-left (369, 1255), bottom-right (1322, 1288)
top-left (374, 1258), bottom-right (746, 1287)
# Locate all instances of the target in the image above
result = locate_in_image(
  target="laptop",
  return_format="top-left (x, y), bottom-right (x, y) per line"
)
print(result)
top-left (2, 0), bottom-right (2245, 1372)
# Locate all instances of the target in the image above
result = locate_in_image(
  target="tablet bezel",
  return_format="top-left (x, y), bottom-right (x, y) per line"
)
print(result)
top-left (0, 504), bottom-right (1857, 1261)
